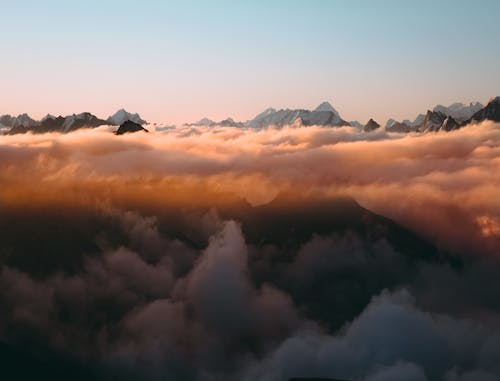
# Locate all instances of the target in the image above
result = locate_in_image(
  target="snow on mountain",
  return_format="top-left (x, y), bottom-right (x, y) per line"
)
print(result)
top-left (385, 119), bottom-right (397, 129)
top-left (433, 102), bottom-right (483, 122)
top-left (253, 108), bottom-right (277, 121)
top-left (0, 113), bottom-right (40, 128)
top-left (469, 96), bottom-right (500, 123)
top-left (186, 117), bottom-right (244, 127)
top-left (41, 114), bottom-right (56, 122)
top-left (61, 112), bottom-right (109, 132)
top-left (419, 110), bottom-right (448, 132)
top-left (107, 109), bottom-right (147, 126)
top-left (411, 114), bottom-right (426, 127)
top-left (314, 101), bottom-right (338, 114)
top-left (13, 113), bottom-right (40, 128)
top-left (247, 102), bottom-right (348, 129)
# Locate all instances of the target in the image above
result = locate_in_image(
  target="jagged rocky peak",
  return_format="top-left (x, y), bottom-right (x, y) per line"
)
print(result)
top-left (0, 113), bottom-right (40, 128)
top-left (441, 116), bottom-right (460, 132)
top-left (433, 101), bottom-right (483, 122)
top-left (247, 101), bottom-right (348, 129)
top-left (253, 107), bottom-right (277, 121)
top-left (488, 96), bottom-right (500, 104)
top-left (386, 121), bottom-right (413, 133)
top-left (419, 110), bottom-right (447, 132)
top-left (6, 112), bottom-right (108, 135)
top-left (363, 118), bottom-right (380, 132)
top-left (115, 120), bottom-right (149, 135)
top-left (108, 109), bottom-right (147, 126)
top-left (314, 101), bottom-right (338, 114)
top-left (469, 96), bottom-right (500, 123)
top-left (218, 117), bottom-right (245, 128)
top-left (41, 114), bottom-right (56, 121)
top-left (187, 117), bottom-right (244, 128)
top-left (385, 118), bottom-right (415, 133)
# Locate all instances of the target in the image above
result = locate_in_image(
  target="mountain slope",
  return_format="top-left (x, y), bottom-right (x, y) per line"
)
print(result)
top-left (363, 118), bottom-right (380, 132)
top-left (115, 120), bottom-right (149, 135)
top-left (433, 102), bottom-right (483, 122)
top-left (468, 96), bottom-right (500, 123)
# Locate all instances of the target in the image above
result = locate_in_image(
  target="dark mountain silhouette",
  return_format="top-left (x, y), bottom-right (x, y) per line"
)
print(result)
top-left (363, 118), bottom-right (380, 132)
top-left (386, 121), bottom-right (414, 132)
top-left (468, 96), bottom-right (500, 123)
top-left (441, 116), bottom-right (460, 131)
top-left (115, 120), bottom-right (149, 135)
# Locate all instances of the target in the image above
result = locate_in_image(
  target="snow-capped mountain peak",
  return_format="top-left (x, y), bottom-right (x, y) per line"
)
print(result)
top-left (107, 109), bottom-right (147, 126)
top-left (314, 101), bottom-right (338, 114)
top-left (41, 114), bottom-right (56, 121)
top-left (432, 101), bottom-right (483, 122)
top-left (385, 119), bottom-right (397, 129)
top-left (253, 108), bottom-right (277, 121)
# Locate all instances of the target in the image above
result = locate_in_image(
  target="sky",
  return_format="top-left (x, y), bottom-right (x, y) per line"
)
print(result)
top-left (1, 0), bottom-right (499, 125)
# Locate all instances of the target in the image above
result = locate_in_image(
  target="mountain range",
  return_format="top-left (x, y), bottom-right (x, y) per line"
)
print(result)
top-left (186, 98), bottom-right (500, 133)
top-left (2, 97), bottom-right (499, 136)
top-left (1, 109), bottom-right (147, 135)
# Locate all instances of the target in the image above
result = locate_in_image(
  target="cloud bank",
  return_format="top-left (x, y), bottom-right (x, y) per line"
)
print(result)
top-left (1, 122), bottom-right (500, 380)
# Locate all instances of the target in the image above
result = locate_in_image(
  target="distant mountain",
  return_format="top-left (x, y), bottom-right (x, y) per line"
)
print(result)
top-left (385, 100), bottom-right (484, 134)
top-left (314, 101), bottom-right (338, 113)
top-left (0, 114), bottom-right (40, 129)
top-left (349, 120), bottom-right (363, 129)
top-left (441, 116), bottom-right (460, 131)
top-left (187, 117), bottom-right (216, 127)
top-left (433, 102), bottom-right (483, 122)
top-left (107, 109), bottom-right (147, 126)
top-left (418, 110), bottom-right (447, 132)
top-left (247, 101), bottom-right (349, 129)
top-left (468, 97), bottom-right (500, 123)
top-left (115, 120), bottom-right (149, 135)
top-left (418, 110), bottom-right (460, 133)
top-left (218, 118), bottom-right (245, 128)
top-left (363, 118), bottom-right (380, 132)
top-left (385, 119), bottom-right (416, 133)
top-left (2, 97), bottom-right (499, 136)
top-left (7, 113), bottom-right (108, 135)
top-left (186, 117), bottom-right (245, 128)
top-left (411, 114), bottom-right (426, 127)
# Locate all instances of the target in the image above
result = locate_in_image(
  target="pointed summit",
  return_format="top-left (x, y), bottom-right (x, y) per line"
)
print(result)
top-left (115, 120), bottom-right (149, 135)
top-left (253, 107), bottom-right (277, 121)
top-left (314, 101), bottom-right (338, 114)
top-left (488, 96), bottom-right (500, 104)
top-left (107, 109), bottom-right (147, 126)
top-left (469, 96), bottom-right (500, 123)
top-left (363, 118), bottom-right (380, 132)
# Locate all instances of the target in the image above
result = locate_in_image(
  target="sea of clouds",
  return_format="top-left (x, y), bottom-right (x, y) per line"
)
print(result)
top-left (1, 122), bottom-right (500, 380)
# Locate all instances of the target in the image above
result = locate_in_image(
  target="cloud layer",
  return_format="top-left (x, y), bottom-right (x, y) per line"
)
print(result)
top-left (1, 123), bottom-right (500, 380)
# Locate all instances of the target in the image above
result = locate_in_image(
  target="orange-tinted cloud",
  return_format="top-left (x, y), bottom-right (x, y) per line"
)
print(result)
top-left (1, 122), bottom-right (499, 255)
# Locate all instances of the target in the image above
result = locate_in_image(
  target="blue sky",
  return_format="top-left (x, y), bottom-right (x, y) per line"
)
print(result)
top-left (1, 0), bottom-right (499, 124)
